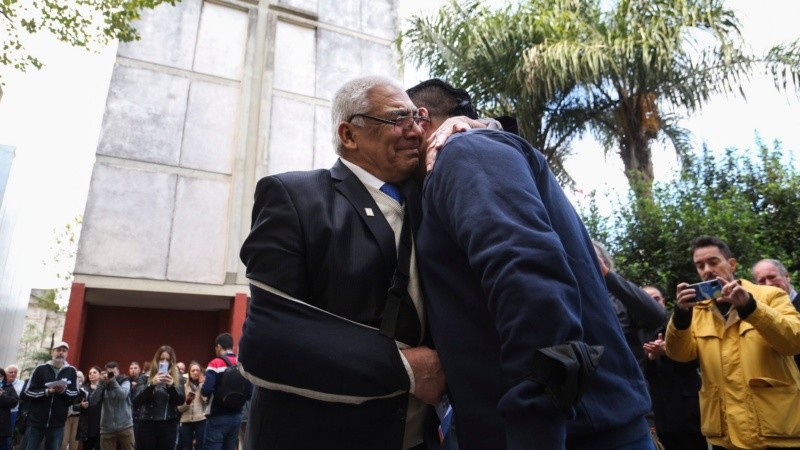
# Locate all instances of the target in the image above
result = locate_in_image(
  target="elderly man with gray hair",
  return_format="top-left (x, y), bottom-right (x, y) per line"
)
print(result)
top-left (753, 258), bottom-right (800, 367)
top-left (239, 75), bottom-right (446, 450)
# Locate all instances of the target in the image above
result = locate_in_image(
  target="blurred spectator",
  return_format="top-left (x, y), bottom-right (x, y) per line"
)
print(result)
top-left (641, 287), bottom-right (706, 450)
top-left (752, 258), bottom-right (800, 368)
top-left (91, 362), bottom-right (134, 450)
top-left (667, 235), bottom-right (800, 449)
top-left (127, 362), bottom-right (145, 435)
top-left (177, 362), bottom-right (206, 450)
top-left (22, 341), bottom-right (78, 450)
top-left (752, 259), bottom-right (798, 306)
top-left (201, 333), bottom-right (251, 450)
top-left (3, 366), bottom-right (23, 439)
top-left (176, 363), bottom-right (186, 378)
top-left (593, 241), bottom-right (668, 371)
top-left (59, 371), bottom-right (83, 450)
top-left (133, 346), bottom-right (183, 450)
top-left (1, 368), bottom-right (20, 450)
top-left (76, 367), bottom-right (101, 450)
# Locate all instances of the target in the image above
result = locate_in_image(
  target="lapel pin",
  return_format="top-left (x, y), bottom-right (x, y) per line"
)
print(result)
top-left (365, 208), bottom-right (374, 217)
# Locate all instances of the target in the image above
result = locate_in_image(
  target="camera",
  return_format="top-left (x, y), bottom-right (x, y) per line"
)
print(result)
top-left (106, 371), bottom-right (115, 379)
top-left (688, 279), bottom-right (723, 301)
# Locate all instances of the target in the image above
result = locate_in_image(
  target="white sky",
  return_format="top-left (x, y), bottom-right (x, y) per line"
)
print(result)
top-left (1, 0), bottom-right (798, 289)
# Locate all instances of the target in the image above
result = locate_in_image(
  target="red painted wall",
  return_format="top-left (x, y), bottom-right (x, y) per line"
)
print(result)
top-left (78, 305), bottom-right (220, 372)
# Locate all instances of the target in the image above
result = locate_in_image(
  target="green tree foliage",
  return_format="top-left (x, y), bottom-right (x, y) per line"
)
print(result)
top-left (400, 0), bottom-right (800, 197)
top-left (1, 0), bottom-right (179, 76)
top-left (583, 140), bottom-right (800, 303)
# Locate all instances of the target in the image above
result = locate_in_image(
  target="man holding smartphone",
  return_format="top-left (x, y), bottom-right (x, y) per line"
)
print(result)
top-left (666, 235), bottom-right (800, 450)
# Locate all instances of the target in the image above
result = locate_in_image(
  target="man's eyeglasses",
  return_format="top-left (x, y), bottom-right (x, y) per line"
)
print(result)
top-left (348, 113), bottom-right (430, 131)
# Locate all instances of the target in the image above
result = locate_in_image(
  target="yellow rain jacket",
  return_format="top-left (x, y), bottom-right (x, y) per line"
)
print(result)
top-left (666, 280), bottom-right (800, 449)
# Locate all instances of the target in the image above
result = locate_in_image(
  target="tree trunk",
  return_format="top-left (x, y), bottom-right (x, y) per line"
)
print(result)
top-left (619, 134), bottom-right (655, 199)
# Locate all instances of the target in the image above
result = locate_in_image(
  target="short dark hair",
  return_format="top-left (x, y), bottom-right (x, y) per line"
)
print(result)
top-left (691, 235), bottom-right (733, 259)
top-left (129, 361), bottom-right (140, 367)
top-left (215, 332), bottom-right (234, 350)
top-left (105, 361), bottom-right (119, 370)
top-left (406, 79), bottom-right (478, 120)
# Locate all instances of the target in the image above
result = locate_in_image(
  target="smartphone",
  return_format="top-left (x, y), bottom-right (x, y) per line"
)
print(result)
top-left (688, 279), bottom-right (723, 301)
top-left (158, 362), bottom-right (169, 374)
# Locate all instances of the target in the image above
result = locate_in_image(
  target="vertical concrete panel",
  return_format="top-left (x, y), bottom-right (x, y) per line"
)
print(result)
top-left (193, 3), bottom-right (249, 80)
top-left (315, 30), bottom-right (363, 100)
top-left (314, 105), bottom-right (336, 169)
top-left (361, 40), bottom-right (398, 80)
top-left (75, 164), bottom-right (176, 279)
top-left (97, 65), bottom-right (190, 165)
top-left (361, 0), bottom-right (397, 41)
top-left (273, 21), bottom-right (316, 96)
top-left (167, 177), bottom-right (230, 284)
top-left (319, 0), bottom-right (359, 31)
top-left (181, 81), bottom-right (240, 174)
top-left (267, 97), bottom-right (315, 174)
top-left (117, 0), bottom-right (202, 70)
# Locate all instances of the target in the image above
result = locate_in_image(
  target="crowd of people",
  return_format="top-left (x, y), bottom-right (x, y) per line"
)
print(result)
top-left (1, 333), bottom-right (252, 450)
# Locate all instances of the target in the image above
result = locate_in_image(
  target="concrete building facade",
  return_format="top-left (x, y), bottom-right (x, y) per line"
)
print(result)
top-left (65, 0), bottom-right (401, 368)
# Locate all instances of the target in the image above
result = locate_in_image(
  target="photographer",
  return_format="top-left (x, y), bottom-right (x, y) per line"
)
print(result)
top-left (90, 362), bottom-right (134, 450)
top-left (666, 235), bottom-right (800, 450)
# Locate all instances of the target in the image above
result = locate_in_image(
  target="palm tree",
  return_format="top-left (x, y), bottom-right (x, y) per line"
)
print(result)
top-left (400, 0), bottom-right (800, 198)
top-left (401, 0), bottom-right (586, 188)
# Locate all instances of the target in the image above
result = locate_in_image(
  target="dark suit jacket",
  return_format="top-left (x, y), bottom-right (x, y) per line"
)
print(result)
top-left (239, 160), bottom-right (424, 450)
top-left (418, 130), bottom-right (652, 450)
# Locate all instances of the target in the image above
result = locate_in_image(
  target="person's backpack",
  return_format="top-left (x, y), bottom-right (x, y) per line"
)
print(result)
top-left (215, 355), bottom-right (251, 409)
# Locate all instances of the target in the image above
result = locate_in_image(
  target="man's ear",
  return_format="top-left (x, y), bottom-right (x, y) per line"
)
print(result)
top-left (418, 107), bottom-right (432, 133)
top-left (729, 258), bottom-right (737, 273)
top-left (338, 122), bottom-right (358, 151)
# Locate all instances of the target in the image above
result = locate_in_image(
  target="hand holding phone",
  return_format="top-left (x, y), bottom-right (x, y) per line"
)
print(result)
top-left (158, 362), bottom-right (169, 374)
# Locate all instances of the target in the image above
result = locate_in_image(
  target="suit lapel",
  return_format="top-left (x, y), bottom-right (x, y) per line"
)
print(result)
top-left (331, 160), bottom-right (397, 272)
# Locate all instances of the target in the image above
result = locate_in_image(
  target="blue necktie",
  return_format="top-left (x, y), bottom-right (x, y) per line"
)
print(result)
top-left (380, 183), bottom-right (404, 204)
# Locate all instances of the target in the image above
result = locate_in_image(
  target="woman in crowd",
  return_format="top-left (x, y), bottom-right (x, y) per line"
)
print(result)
top-left (133, 345), bottom-right (185, 450)
top-left (177, 361), bottom-right (207, 450)
top-left (61, 370), bottom-right (84, 450)
top-left (0, 368), bottom-right (20, 450)
top-left (77, 366), bottom-right (102, 450)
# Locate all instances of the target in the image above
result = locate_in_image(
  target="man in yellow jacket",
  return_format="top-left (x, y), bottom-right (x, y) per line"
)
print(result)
top-left (666, 235), bottom-right (800, 450)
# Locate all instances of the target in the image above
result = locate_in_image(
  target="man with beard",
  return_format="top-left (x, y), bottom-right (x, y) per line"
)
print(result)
top-left (22, 341), bottom-right (78, 450)
top-left (667, 235), bottom-right (800, 449)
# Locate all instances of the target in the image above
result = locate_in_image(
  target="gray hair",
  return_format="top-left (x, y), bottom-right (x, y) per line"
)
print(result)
top-left (592, 240), bottom-right (614, 272)
top-left (4, 364), bottom-right (19, 372)
top-left (752, 258), bottom-right (790, 278)
top-left (330, 75), bottom-right (405, 154)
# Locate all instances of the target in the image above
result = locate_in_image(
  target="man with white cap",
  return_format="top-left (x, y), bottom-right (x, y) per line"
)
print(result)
top-left (22, 341), bottom-right (78, 450)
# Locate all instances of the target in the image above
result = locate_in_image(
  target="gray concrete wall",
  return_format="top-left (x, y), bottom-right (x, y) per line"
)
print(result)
top-left (75, 0), bottom-right (400, 294)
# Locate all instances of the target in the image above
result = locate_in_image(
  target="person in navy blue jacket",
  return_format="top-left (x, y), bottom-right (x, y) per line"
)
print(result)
top-left (408, 79), bottom-right (653, 450)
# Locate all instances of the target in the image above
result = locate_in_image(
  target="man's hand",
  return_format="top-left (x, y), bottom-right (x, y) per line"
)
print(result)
top-left (425, 116), bottom-right (488, 172)
top-left (717, 277), bottom-right (750, 308)
top-left (675, 282), bottom-right (699, 311)
top-left (52, 384), bottom-right (66, 394)
top-left (401, 346), bottom-right (445, 405)
top-left (642, 333), bottom-right (666, 360)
